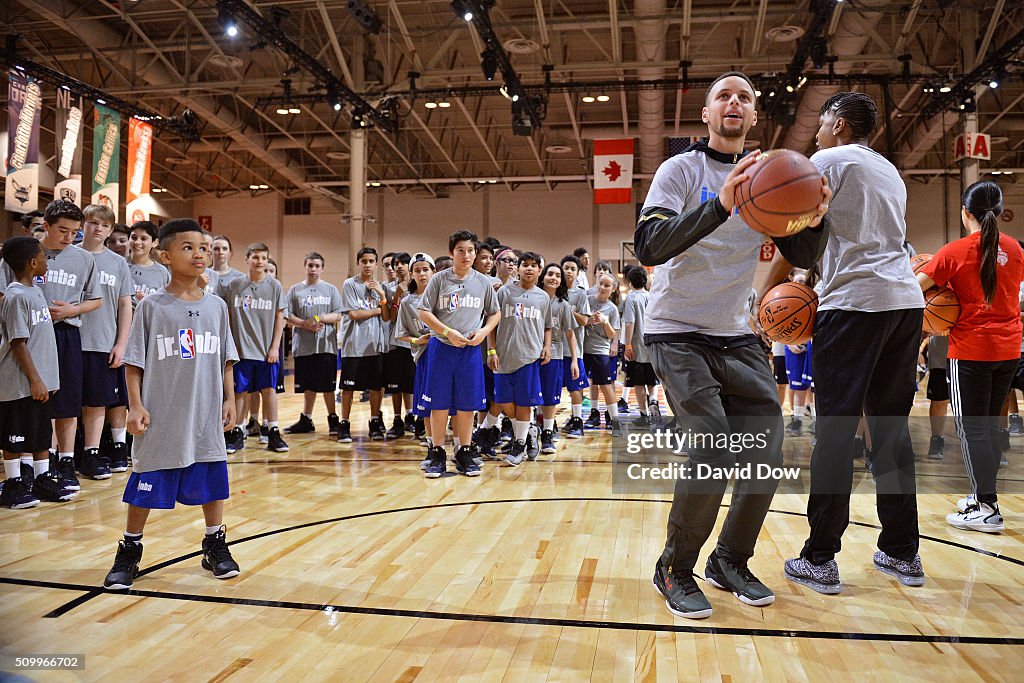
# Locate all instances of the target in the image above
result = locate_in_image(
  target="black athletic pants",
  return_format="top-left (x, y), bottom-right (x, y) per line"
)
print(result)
top-left (649, 336), bottom-right (784, 573)
top-left (801, 308), bottom-right (922, 565)
top-left (947, 358), bottom-right (1018, 505)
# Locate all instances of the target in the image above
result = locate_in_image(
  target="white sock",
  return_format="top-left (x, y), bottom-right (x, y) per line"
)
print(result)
top-left (453, 438), bottom-right (462, 450)
top-left (483, 413), bottom-right (499, 428)
top-left (572, 404), bottom-right (582, 418)
top-left (793, 406), bottom-right (805, 419)
top-left (302, 413), bottom-right (312, 419)
top-left (543, 418), bottom-right (555, 431)
top-left (111, 428), bottom-right (127, 443)
top-left (514, 420), bottom-right (530, 442)
top-left (59, 451), bottom-right (74, 461)
top-left (607, 404), bottom-right (618, 420)
top-left (4, 460), bottom-right (20, 479)
top-left (205, 525), bottom-right (222, 536)
top-left (21, 455), bottom-right (33, 469)
top-left (33, 459), bottom-right (49, 476)
top-left (124, 531), bottom-right (143, 544)
top-left (268, 421), bottom-right (278, 429)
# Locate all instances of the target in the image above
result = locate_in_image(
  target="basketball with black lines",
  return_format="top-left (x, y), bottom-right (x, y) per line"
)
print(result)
top-left (758, 281), bottom-right (817, 344)
top-left (736, 150), bottom-right (824, 238)
top-left (922, 286), bottom-right (960, 334)
top-left (910, 252), bottom-right (933, 275)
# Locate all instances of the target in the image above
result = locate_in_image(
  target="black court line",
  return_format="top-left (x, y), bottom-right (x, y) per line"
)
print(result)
top-left (3, 575), bottom-right (1021, 645)
top-left (25, 496), bottom-right (1024, 634)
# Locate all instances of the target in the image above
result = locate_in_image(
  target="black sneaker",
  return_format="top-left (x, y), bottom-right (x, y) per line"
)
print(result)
top-left (414, 417), bottom-right (426, 441)
top-left (385, 416), bottom-right (405, 439)
top-left (360, 390), bottom-right (370, 403)
top-left (201, 526), bottom-right (240, 579)
top-left (424, 446), bottom-right (447, 478)
top-left (1000, 428), bottom-right (1011, 452)
top-left (504, 440), bottom-right (527, 467)
top-left (499, 416), bottom-right (513, 443)
top-left (285, 414), bottom-right (315, 434)
top-left (79, 447), bottom-right (112, 480)
top-left (454, 445), bottom-right (481, 477)
top-left (267, 427), bottom-right (289, 452)
top-left (853, 435), bottom-right (866, 459)
top-left (927, 435), bottom-right (944, 460)
top-left (20, 460), bottom-right (34, 484)
top-left (109, 442), bottom-right (129, 472)
top-left (327, 413), bottom-right (342, 436)
top-left (225, 427), bottom-right (245, 454)
top-left (0, 477), bottom-right (39, 509)
top-left (103, 539), bottom-right (143, 590)
top-left (526, 425), bottom-right (540, 460)
top-left (704, 551), bottom-right (775, 606)
top-left (31, 471), bottom-right (76, 502)
top-left (584, 409), bottom-right (602, 430)
top-left (617, 397), bottom-right (629, 413)
top-left (404, 413), bottom-right (417, 434)
top-left (609, 419), bottom-right (624, 437)
top-left (57, 456), bottom-right (80, 491)
top-left (633, 413), bottom-right (651, 428)
top-left (565, 416), bottom-right (585, 439)
top-left (785, 417), bottom-right (803, 437)
top-left (335, 419), bottom-right (352, 443)
top-left (245, 417), bottom-right (260, 438)
top-left (652, 560), bottom-right (713, 619)
top-left (259, 423), bottom-right (270, 445)
top-left (604, 411), bottom-right (613, 429)
top-left (369, 416), bottom-right (386, 440)
top-left (540, 429), bottom-right (556, 454)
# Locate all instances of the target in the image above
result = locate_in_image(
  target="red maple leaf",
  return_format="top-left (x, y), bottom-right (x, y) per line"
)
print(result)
top-left (602, 160), bottom-right (623, 182)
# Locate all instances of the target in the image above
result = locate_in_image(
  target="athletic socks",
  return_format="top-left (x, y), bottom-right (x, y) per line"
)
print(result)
top-left (571, 404), bottom-right (583, 419)
top-left (608, 405), bottom-right (619, 420)
top-left (124, 532), bottom-right (143, 545)
top-left (513, 420), bottom-right (531, 442)
top-left (205, 525), bottom-right (221, 536)
top-left (543, 418), bottom-right (555, 432)
top-left (4, 459), bottom-right (20, 479)
top-left (268, 421), bottom-right (278, 429)
top-left (59, 451), bottom-right (74, 462)
top-left (33, 459), bottom-right (49, 476)
top-left (111, 428), bottom-right (127, 443)
top-left (483, 413), bottom-right (500, 429)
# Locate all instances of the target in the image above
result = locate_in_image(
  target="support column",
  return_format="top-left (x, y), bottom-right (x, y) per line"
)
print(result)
top-left (349, 128), bottom-right (367, 277)
top-left (959, 9), bottom-right (980, 205)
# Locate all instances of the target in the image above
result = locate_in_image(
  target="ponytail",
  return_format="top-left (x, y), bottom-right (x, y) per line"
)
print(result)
top-left (962, 180), bottom-right (1004, 306)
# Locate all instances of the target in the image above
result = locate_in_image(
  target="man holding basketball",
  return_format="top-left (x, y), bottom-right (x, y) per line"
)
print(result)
top-left (784, 93), bottom-right (926, 594)
top-left (635, 72), bottom-right (831, 619)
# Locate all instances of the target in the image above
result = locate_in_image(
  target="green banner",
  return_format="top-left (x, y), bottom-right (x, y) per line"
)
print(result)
top-left (91, 103), bottom-right (120, 219)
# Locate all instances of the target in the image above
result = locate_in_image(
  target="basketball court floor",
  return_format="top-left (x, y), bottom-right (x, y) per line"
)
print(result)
top-left (1, 380), bottom-right (1022, 681)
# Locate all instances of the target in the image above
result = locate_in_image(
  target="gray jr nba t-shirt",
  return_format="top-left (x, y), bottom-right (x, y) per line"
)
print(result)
top-left (0, 282), bottom-right (60, 401)
top-left (395, 294), bottom-right (431, 363)
top-left (202, 268), bottom-right (220, 296)
top-left (810, 144), bottom-right (924, 313)
top-left (339, 276), bottom-right (385, 358)
top-left (548, 297), bottom-right (577, 360)
top-left (287, 280), bottom-right (343, 357)
top-left (0, 246), bottom-right (100, 328)
top-left (216, 267), bottom-right (245, 288)
top-left (641, 150), bottom-right (768, 336)
top-left (218, 275), bottom-right (286, 361)
top-left (78, 247), bottom-right (133, 353)
top-left (583, 298), bottom-right (620, 355)
top-left (418, 268), bottom-right (499, 345)
top-left (622, 290), bottom-right (651, 363)
top-left (129, 262), bottom-right (170, 308)
top-left (493, 283), bottom-right (552, 374)
top-left (124, 290), bottom-right (238, 472)
top-left (564, 287), bottom-right (591, 359)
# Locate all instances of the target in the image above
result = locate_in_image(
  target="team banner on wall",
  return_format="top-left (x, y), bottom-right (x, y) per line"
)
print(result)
top-left (92, 104), bottom-right (121, 218)
top-left (593, 138), bottom-right (634, 205)
top-left (55, 88), bottom-right (85, 206)
top-left (125, 117), bottom-right (153, 223)
top-left (5, 71), bottom-right (42, 213)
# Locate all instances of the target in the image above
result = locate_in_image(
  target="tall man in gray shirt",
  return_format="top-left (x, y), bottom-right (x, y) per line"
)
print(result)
top-left (636, 72), bottom-right (830, 619)
top-left (784, 93), bottom-right (927, 595)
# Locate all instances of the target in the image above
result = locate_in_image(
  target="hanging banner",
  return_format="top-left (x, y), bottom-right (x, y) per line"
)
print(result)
top-left (55, 88), bottom-right (85, 206)
top-left (92, 104), bottom-right (121, 218)
top-left (593, 138), bottom-right (634, 205)
top-left (125, 117), bottom-right (153, 223)
top-left (5, 71), bottom-right (42, 213)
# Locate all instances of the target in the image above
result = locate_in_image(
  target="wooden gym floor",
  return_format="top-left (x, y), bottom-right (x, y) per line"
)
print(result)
top-left (1, 379), bottom-right (1022, 682)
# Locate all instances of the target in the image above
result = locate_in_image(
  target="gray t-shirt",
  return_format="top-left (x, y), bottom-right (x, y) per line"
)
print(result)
top-left (548, 297), bottom-right (577, 360)
top-left (622, 289), bottom-right (651, 363)
top-left (129, 262), bottom-right (170, 308)
top-left (1, 246), bottom-right (100, 328)
top-left (565, 287), bottom-right (591, 359)
top-left (216, 267), bottom-right (245, 288)
top-left (0, 282), bottom-right (59, 401)
top-left (339, 276), bottom-right (385, 358)
top-left (124, 290), bottom-right (238, 472)
top-left (218, 275), bottom-right (286, 361)
top-left (493, 283), bottom-right (552, 374)
top-left (642, 150), bottom-right (766, 335)
top-left (79, 247), bottom-right (133, 353)
top-left (583, 297), bottom-right (620, 355)
top-left (202, 268), bottom-right (220, 296)
top-left (395, 294), bottom-right (431, 363)
top-left (287, 280), bottom-right (343, 357)
top-left (418, 269), bottom-right (499, 345)
top-left (927, 334), bottom-right (949, 371)
top-left (811, 144), bottom-right (925, 312)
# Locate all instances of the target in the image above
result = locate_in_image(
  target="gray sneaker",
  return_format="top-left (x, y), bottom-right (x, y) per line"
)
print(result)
top-left (784, 557), bottom-right (841, 595)
top-left (504, 440), bottom-right (526, 467)
top-left (653, 561), bottom-right (713, 619)
top-left (1009, 414), bottom-right (1024, 436)
top-left (704, 551), bottom-right (775, 606)
top-left (873, 550), bottom-right (925, 587)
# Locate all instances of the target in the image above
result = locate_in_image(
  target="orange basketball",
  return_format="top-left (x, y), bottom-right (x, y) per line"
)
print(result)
top-left (758, 281), bottom-right (818, 344)
top-left (737, 149), bottom-right (824, 238)
top-left (910, 253), bottom-right (933, 275)
top-left (923, 286), bottom-right (960, 334)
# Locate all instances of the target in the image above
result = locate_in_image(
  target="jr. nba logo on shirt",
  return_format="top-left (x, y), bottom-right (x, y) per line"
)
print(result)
top-left (179, 328), bottom-right (196, 359)
top-left (31, 307), bottom-right (51, 325)
top-left (514, 302), bottom-right (524, 319)
top-left (449, 292), bottom-right (461, 311)
top-left (242, 295), bottom-right (253, 310)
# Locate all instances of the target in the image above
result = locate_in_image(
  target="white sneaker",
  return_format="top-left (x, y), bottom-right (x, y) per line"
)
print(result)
top-left (957, 494), bottom-right (977, 512)
top-left (947, 502), bottom-right (1005, 533)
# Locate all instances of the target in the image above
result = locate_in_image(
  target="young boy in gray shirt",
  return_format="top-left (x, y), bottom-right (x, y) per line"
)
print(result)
top-left (582, 274), bottom-right (622, 434)
top-left (0, 237), bottom-right (72, 508)
top-left (103, 219), bottom-right (240, 591)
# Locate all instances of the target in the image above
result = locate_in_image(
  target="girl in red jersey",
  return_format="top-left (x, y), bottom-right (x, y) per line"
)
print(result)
top-left (919, 181), bottom-right (1024, 533)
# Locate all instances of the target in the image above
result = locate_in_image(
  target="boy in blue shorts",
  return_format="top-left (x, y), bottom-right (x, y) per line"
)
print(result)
top-left (559, 255), bottom-right (591, 438)
top-left (488, 252), bottom-right (552, 466)
top-left (418, 230), bottom-right (500, 477)
top-left (103, 219), bottom-right (240, 590)
top-left (217, 242), bottom-right (288, 453)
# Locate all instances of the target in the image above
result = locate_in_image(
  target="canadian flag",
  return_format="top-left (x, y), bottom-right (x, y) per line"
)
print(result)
top-left (593, 138), bottom-right (634, 204)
